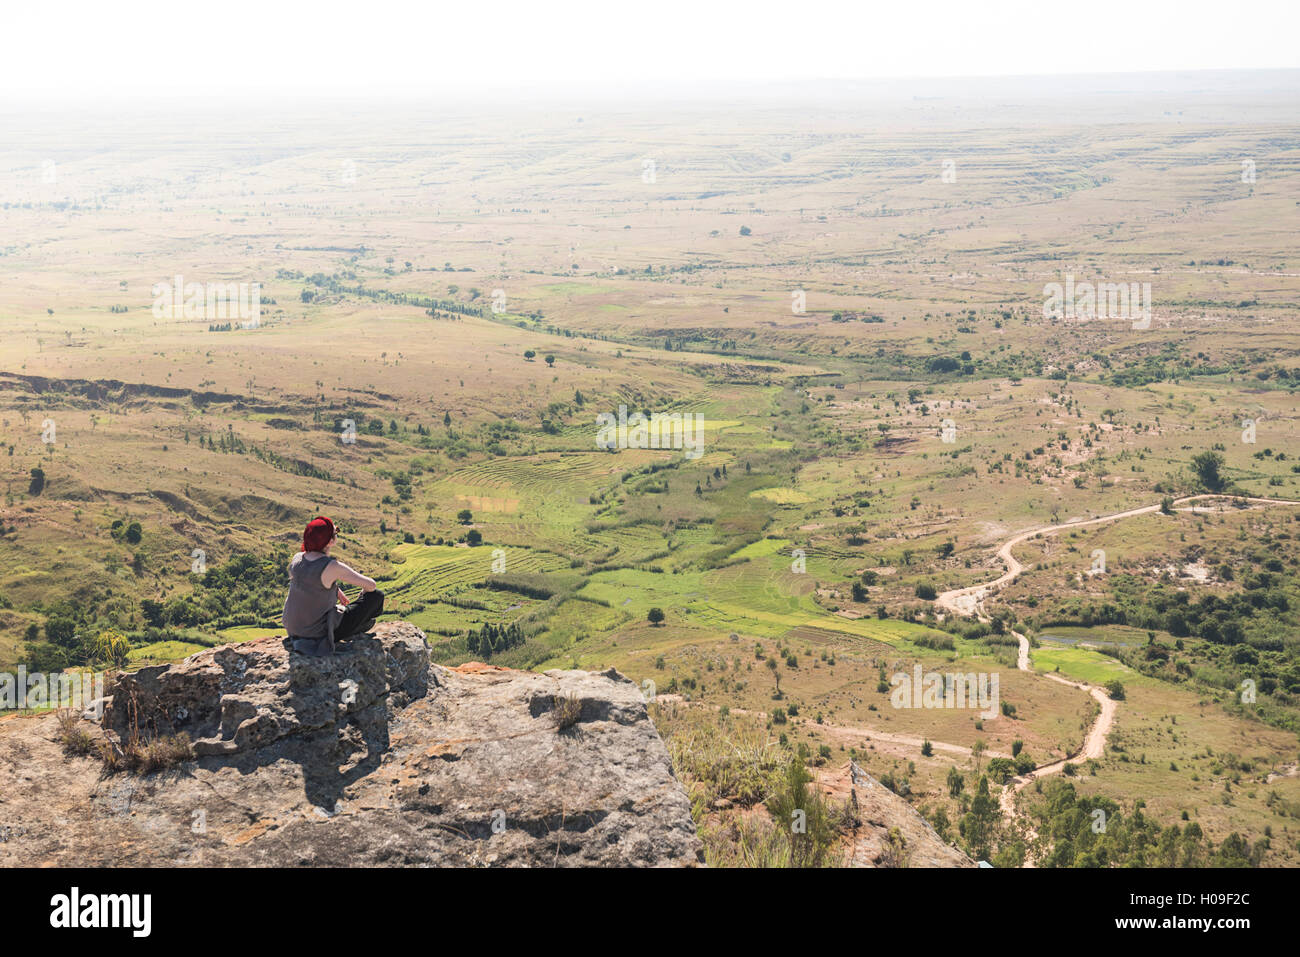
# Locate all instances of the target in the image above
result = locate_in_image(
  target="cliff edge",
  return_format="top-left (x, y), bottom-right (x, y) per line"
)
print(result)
top-left (0, 622), bottom-right (704, 867)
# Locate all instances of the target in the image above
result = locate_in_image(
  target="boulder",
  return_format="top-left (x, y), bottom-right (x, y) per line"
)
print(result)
top-left (104, 623), bottom-right (430, 757)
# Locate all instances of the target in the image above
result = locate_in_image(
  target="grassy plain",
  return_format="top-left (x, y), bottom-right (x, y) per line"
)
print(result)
top-left (2, 81), bottom-right (1299, 864)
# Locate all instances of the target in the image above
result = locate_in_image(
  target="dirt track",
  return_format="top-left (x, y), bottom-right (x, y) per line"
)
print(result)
top-left (937, 494), bottom-right (1298, 850)
top-left (669, 494), bottom-right (1296, 864)
top-left (937, 494), bottom-right (1300, 616)
top-left (654, 695), bottom-right (1012, 761)
top-left (994, 634), bottom-right (1119, 823)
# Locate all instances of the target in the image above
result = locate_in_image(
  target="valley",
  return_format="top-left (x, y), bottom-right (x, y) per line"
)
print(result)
top-left (2, 82), bottom-right (1299, 866)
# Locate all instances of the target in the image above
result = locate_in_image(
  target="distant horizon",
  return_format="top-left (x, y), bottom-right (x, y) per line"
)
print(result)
top-left (3, 68), bottom-right (1299, 111)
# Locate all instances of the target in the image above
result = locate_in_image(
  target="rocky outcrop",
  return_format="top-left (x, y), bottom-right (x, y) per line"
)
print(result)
top-left (0, 622), bottom-right (703, 867)
top-left (103, 622), bottom-right (432, 757)
top-left (835, 763), bottom-right (976, 868)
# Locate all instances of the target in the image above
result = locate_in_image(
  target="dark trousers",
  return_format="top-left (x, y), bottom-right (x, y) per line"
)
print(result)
top-left (335, 590), bottom-right (384, 640)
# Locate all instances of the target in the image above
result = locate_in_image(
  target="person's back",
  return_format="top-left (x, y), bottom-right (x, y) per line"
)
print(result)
top-left (282, 516), bottom-right (384, 656)
top-left (282, 552), bottom-right (341, 640)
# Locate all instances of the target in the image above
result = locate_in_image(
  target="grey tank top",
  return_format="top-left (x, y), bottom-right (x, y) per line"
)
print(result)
top-left (282, 553), bottom-right (343, 639)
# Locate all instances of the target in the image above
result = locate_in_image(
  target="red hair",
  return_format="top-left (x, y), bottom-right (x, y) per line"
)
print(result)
top-left (302, 516), bottom-right (336, 552)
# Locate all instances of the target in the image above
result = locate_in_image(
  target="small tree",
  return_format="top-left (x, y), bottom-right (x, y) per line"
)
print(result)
top-left (765, 758), bottom-right (838, 867)
top-left (647, 607), bottom-right (665, 626)
top-left (947, 766), bottom-right (965, 797)
top-left (1191, 451), bottom-right (1226, 492)
top-left (457, 509), bottom-right (473, 525)
top-left (523, 349), bottom-right (536, 361)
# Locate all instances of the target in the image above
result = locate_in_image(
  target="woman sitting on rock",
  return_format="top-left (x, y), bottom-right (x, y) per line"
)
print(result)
top-left (282, 516), bottom-right (384, 656)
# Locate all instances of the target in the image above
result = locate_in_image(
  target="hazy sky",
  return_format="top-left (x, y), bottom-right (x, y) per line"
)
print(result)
top-left (5, 0), bottom-right (1298, 98)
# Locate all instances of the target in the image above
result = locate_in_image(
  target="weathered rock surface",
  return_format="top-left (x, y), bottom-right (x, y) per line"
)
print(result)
top-left (818, 762), bottom-right (976, 867)
top-left (849, 771), bottom-right (976, 868)
top-left (0, 622), bottom-right (703, 867)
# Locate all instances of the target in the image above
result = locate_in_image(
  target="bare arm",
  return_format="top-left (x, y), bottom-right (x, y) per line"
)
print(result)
top-left (321, 559), bottom-right (377, 592)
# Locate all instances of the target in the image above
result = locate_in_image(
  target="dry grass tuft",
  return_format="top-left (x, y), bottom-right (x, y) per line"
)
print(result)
top-left (55, 709), bottom-right (98, 757)
top-left (553, 692), bottom-right (583, 731)
top-left (98, 690), bottom-right (196, 774)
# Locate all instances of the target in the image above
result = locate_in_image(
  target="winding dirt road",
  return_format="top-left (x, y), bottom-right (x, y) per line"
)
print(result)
top-left (937, 494), bottom-right (1298, 829)
top-left (666, 494), bottom-right (1295, 862)
top-left (994, 639), bottom-right (1119, 821)
top-left (937, 494), bottom-right (1300, 617)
